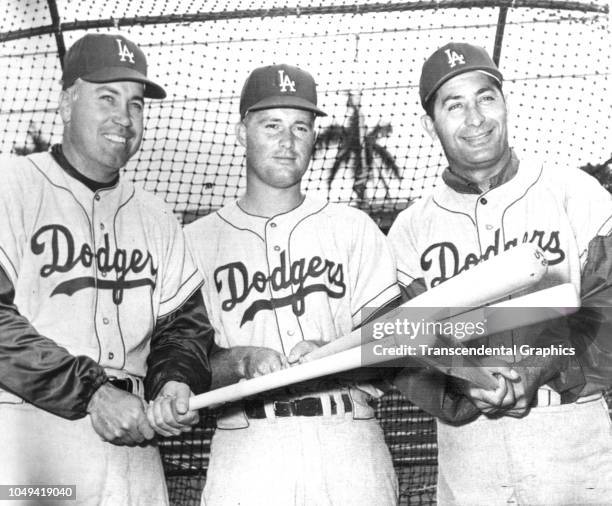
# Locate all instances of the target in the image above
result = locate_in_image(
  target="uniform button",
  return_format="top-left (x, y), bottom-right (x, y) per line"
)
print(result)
top-left (485, 224), bottom-right (493, 230)
top-left (274, 245), bottom-right (280, 251)
top-left (102, 317), bottom-right (109, 325)
top-left (108, 352), bottom-right (114, 360)
top-left (287, 330), bottom-right (295, 336)
top-left (101, 271), bottom-right (107, 277)
top-left (270, 222), bottom-right (277, 228)
top-left (95, 194), bottom-right (101, 201)
top-left (100, 223), bottom-right (105, 230)
top-left (480, 197), bottom-right (488, 205)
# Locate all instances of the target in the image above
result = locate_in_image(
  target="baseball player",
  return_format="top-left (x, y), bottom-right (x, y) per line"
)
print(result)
top-left (185, 64), bottom-right (399, 506)
top-left (0, 33), bottom-right (214, 504)
top-left (388, 42), bottom-right (612, 505)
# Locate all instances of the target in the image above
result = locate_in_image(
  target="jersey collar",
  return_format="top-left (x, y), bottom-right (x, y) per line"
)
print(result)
top-left (441, 149), bottom-right (519, 195)
top-left (218, 196), bottom-right (328, 239)
top-left (51, 144), bottom-right (119, 192)
top-left (433, 150), bottom-right (543, 214)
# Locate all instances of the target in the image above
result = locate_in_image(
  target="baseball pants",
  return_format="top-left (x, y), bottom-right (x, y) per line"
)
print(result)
top-left (436, 395), bottom-right (612, 505)
top-left (0, 393), bottom-right (168, 506)
top-left (202, 415), bottom-right (398, 506)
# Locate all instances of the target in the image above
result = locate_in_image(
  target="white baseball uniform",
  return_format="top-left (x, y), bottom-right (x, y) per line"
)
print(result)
top-left (186, 196), bottom-right (399, 506)
top-left (0, 149), bottom-right (206, 505)
top-left (388, 150), bottom-right (612, 505)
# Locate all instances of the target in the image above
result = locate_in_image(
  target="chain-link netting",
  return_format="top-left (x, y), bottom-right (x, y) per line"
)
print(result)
top-left (1, 1), bottom-right (610, 505)
top-left (2, 1), bottom-right (610, 226)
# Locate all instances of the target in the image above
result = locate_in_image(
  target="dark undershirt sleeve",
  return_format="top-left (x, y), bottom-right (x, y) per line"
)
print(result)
top-left (0, 265), bottom-right (107, 420)
top-left (145, 289), bottom-right (216, 401)
top-left (392, 277), bottom-right (481, 423)
top-left (551, 232), bottom-right (612, 399)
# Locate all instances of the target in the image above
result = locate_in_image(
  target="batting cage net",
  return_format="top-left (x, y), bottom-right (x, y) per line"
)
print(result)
top-left (1, 1), bottom-right (610, 504)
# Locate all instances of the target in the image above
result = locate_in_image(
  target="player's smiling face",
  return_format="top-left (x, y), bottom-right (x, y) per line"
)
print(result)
top-left (239, 108), bottom-right (316, 190)
top-left (60, 80), bottom-right (144, 182)
top-left (423, 71), bottom-right (509, 178)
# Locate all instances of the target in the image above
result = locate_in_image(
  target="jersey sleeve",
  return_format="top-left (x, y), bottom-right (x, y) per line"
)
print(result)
top-left (0, 263), bottom-right (107, 420)
top-left (348, 211), bottom-right (400, 328)
top-left (554, 226), bottom-right (612, 398)
top-left (145, 289), bottom-right (215, 400)
top-left (387, 207), bottom-right (426, 290)
top-left (549, 169), bottom-right (612, 396)
top-left (157, 212), bottom-right (204, 318)
top-left (0, 156), bottom-right (26, 284)
top-left (184, 220), bottom-right (231, 349)
top-left (564, 169), bottom-right (612, 259)
top-left (0, 156), bottom-right (107, 419)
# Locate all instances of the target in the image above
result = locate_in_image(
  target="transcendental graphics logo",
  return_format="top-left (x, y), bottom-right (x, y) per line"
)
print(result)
top-left (361, 307), bottom-right (577, 366)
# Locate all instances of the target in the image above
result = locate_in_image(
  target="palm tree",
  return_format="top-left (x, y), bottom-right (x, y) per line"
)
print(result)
top-left (12, 121), bottom-right (50, 156)
top-left (315, 91), bottom-right (401, 208)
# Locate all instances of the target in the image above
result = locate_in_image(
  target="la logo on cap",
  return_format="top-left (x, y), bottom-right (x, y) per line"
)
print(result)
top-left (116, 39), bottom-right (135, 64)
top-left (278, 69), bottom-right (296, 93)
top-left (444, 48), bottom-right (465, 68)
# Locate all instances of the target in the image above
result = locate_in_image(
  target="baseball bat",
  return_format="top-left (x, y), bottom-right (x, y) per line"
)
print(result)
top-left (433, 283), bottom-right (580, 381)
top-left (188, 283), bottom-right (578, 411)
top-left (307, 283), bottom-right (580, 387)
top-left (443, 282), bottom-right (580, 340)
top-left (305, 243), bottom-right (548, 361)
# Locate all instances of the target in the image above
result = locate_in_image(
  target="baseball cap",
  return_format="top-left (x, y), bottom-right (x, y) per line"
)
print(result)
top-left (419, 42), bottom-right (503, 108)
top-left (239, 64), bottom-right (327, 119)
top-left (62, 33), bottom-right (166, 99)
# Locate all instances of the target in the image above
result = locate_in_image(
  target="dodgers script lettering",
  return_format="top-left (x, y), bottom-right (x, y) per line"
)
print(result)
top-left (214, 251), bottom-right (346, 326)
top-left (422, 228), bottom-right (565, 287)
top-left (31, 224), bottom-right (157, 304)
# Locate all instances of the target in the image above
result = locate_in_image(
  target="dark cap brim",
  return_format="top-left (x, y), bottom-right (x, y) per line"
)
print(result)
top-left (244, 95), bottom-right (327, 118)
top-left (81, 66), bottom-right (166, 99)
top-left (423, 67), bottom-right (502, 107)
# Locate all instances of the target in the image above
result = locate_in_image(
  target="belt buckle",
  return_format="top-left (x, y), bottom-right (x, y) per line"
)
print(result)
top-left (273, 401), bottom-right (293, 417)
top-left (293, 397), bottom-right (322, 417)
top-left (108, 376), bottom-right (133, 394)
top-left (534, 387), bottom-right (561, 407)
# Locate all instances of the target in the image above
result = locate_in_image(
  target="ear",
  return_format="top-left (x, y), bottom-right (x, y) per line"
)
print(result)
top-left (59, 89), bottom-right (72, 124)
top-left (421, 114), bottom-right (438, 142)
top-left (235, 120), bottom-right (247, 148)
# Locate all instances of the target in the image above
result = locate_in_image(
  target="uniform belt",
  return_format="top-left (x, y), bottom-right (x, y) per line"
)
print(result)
top-left (243, 394), bottom-right (353, 418)
top-left (531, 387), bottom-right (603, 408)
top-left (107, 375), bottom-right (144, 396)
top-left (108, 377), bottom-right (135, 393)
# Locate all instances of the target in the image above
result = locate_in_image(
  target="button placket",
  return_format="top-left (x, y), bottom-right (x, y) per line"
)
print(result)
top-left (475, 195), bottom-right (503, 249)
top-left (266, 220), bottom-right (300, 347)
top-left (92, 192), bottom-right (121, 368)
